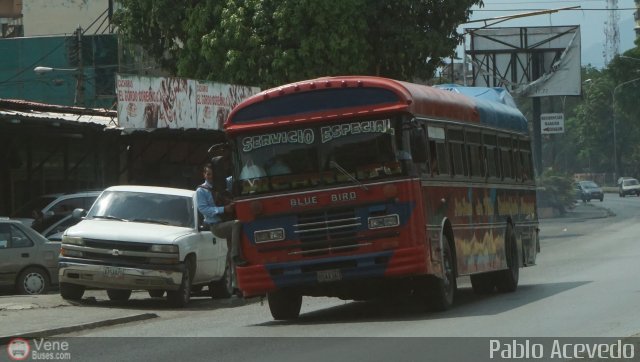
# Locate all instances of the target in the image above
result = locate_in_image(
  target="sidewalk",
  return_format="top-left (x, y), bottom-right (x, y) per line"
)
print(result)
top-left (0, 289), bottom-right (251, 344)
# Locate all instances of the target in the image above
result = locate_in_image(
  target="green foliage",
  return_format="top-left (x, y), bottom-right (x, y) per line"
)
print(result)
top-left (112, 0), bottom-right (193, 71)
top-left (113, 0), bottom-right (484, 88)
top-left (537, 169), bottom-right (576, 215)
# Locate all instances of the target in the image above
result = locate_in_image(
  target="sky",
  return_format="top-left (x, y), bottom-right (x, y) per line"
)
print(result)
top-left (458, 0), bottom-right (638, 68)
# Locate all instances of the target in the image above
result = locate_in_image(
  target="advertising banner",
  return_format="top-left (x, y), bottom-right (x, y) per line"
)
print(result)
top-left (116, 75), bottom-right (260, 130)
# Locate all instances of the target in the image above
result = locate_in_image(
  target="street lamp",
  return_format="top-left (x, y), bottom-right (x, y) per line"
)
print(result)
top-left (33, 66), bottom-right (83, 106)
top-left (612, 77), bottom-right (640, 181)
top-left (33, 66), bottom-right (78, 74)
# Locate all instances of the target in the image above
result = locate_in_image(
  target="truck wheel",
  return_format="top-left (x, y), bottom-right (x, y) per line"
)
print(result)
top-left (425, 235), bottom-right (456, 311)
top-left (496, 224), bottom-right (519, 293)
top-left (167, 259), bottom-right (192, 308)
top-left (107, 289), bottom-right (132, 301)
top-left (17, 267), bottom-right (50, 295)
top-left (267, 289), bottom-right (302, 320)
top-left (60, 283), bottom-right (85, 301)
top-left (209, 264), bottom-right (233, 299)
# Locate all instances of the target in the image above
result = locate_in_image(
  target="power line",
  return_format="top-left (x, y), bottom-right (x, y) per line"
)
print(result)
top-left (474, 8), bottom-right (637, 11)
top-left (480, 0), bottom-right (634, 3)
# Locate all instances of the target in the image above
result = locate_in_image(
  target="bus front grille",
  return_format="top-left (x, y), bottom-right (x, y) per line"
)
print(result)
top-left (293, 208), bottom-right (361, 255)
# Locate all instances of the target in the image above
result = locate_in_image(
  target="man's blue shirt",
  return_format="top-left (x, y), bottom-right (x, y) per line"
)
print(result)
top-left (196, 180), bottom-right (225, 225)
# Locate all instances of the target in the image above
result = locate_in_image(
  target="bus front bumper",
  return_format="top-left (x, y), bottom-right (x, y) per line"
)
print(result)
top-left (236, 246), bottom-right (430, 297)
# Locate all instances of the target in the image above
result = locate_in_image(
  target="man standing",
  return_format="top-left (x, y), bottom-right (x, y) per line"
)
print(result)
top-left (196, 164), bottom-right (245, 291)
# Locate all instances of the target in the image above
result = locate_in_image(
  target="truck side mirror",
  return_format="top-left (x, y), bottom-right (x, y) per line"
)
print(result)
top-left (71, 208), bottom-right (86, 219)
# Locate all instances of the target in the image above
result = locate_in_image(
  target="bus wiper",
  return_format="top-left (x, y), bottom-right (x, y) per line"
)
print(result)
top-left (92, 215), bottom-right (126, 221)
top-left (329, 161), bottom-right (368, 191)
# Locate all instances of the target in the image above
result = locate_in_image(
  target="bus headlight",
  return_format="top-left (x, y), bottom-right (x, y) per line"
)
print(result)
top-left (368, 214), bottom-right (400, 229)
top-left (255, 228), bottom-right (285, 243)
top-left (62, 236), bottom-right (85, 246)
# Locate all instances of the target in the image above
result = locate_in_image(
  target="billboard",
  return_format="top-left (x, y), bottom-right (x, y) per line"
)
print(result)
top-left (466, 26), bottom-right (581, 97)
top-left (116, 75), bottom-right (260, 130)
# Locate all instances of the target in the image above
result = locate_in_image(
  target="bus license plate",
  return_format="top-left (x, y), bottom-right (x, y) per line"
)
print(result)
top-left (317, 269), bottom-right (342, 283)
top-left (103, 266), bottom-right (124, 279)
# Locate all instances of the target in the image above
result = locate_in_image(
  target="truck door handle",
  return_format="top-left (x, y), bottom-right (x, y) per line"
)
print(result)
top-left (21, 253), bottom-right (29, 258)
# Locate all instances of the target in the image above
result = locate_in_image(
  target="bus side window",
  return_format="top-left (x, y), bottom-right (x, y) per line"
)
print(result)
top-left (434, 141), bottom-right (449, 176)
top-left (410, 127), bottom-right (427, 163)
top-left (486, 146), bottom-right (499, 179)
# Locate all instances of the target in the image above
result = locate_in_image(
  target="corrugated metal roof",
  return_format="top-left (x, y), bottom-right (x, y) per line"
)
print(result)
top-left (0, 98), bottom-right (117, 128)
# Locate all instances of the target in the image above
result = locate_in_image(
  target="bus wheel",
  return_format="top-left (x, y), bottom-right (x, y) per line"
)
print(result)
top-left (427, 236), bottom-right (456, 311)
top-left (470, 273), bottom-right (495, 294)
top-left (496, 224), bottom-right (519, 293)
top-left (267, 289), bottom-right (302, 320)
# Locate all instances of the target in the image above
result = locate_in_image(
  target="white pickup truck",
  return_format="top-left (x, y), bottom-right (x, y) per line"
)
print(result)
top-left (58, 185), bottom-right (231, 307)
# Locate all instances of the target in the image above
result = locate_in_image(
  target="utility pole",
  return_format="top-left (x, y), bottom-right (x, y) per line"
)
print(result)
top-left (74, 26), bottom-right (84, 107)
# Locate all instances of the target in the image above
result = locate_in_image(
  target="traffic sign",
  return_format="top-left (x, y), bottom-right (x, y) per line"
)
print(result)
top-left (541, 113), bottom-right (564, 134)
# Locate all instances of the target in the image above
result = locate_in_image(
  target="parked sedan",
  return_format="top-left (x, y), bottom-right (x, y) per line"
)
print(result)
top-left (0, 218), bottom-right (60, 294)
top-left (576, 180), bottom-right (604, 202)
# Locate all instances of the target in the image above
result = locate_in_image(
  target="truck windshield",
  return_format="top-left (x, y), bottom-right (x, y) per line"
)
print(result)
top-left (233, 117), bottom-right (409, 195)
top-left (86, 191), bottom-right (194, 228)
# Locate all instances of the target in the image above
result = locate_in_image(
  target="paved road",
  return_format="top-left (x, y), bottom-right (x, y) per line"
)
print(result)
top-left (0, 202), bottom-right (612, 343)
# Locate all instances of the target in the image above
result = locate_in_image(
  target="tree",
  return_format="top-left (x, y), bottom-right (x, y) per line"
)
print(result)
top-left (112, 0), bottom-right (195, 71)
top-left (570, 67), bottom-right (614, 174)
top-left (113, 0), bottom-right (484, 88)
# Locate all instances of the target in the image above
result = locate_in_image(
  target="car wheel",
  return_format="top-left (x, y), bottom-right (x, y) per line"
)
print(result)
top-left (167, 258), bottom-right (192, 308)
top-left (600, 197), bottom-right (604, 202)
top-left (107, 289), bottom-right (132, 301)
top-left (60, 282), bottom-right (85, 300)
top-left (148, 290), bottom-right (165, 298)
top-left (17, 267), bottom-right (50, 295)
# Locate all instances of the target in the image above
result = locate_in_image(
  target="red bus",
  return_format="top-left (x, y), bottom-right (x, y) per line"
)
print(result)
top-left (224, 76), bottom-right (539, 320)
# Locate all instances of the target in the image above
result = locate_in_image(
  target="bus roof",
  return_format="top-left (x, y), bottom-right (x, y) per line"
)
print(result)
top-left (226, 76), bottom-right (528, 134)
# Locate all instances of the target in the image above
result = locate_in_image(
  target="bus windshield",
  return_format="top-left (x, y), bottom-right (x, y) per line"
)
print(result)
top-left (233, 117), bottom-right (409, 195)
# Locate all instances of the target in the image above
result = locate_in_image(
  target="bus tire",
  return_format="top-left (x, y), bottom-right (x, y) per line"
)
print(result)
top-left (267, 289), bottom-right (302, 320)
top-left (427, 236), bottom-right (456, 311)
top-left (470, 273), bottom-right (495, 294)
top-left (496, 223), bottom-right (519, 293)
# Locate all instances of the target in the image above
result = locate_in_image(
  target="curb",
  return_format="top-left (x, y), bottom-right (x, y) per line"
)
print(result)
top-left (0, 312), bottom-right (158, 345)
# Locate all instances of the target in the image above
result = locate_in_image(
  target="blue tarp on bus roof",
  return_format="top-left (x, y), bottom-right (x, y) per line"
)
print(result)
top-left (435, 84), bottom-right (528, 134)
